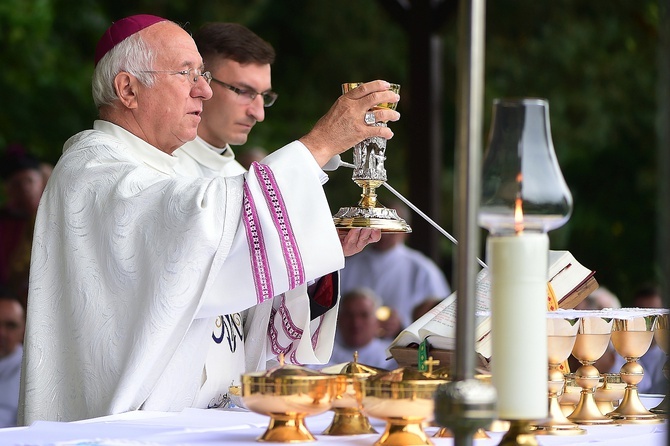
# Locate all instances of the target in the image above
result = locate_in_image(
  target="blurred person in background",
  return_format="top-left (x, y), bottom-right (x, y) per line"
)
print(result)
top-left (340, 199), bottom-right (451, 338)
top-left (0, 146), bottom-right (47, 309)
top-left (0, 290), bottom-right (25, 427)
top-left (326, 288), bottom-right (397, 370)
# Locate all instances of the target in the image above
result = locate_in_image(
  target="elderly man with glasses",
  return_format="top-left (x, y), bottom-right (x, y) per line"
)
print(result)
top-left (19, 15), bottom-right (398, 424)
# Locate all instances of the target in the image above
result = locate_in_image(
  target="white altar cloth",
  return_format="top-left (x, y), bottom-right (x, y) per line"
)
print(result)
top-left (0, 396), bottom-right (666, 445)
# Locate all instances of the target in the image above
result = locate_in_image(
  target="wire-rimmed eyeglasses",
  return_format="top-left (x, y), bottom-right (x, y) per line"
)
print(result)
top-left (141, 67), bottom-right (212, 85)
top-left (210, 77), bottom-right (278, 107)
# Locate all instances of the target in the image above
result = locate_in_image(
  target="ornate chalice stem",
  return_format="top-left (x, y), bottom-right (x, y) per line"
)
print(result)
top-left (567, 317), bottom-right (614, 425)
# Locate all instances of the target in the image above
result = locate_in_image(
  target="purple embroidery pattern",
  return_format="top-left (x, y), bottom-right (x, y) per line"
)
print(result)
top-left (278, 295), bottom-right (303, 341)
top-left (242, 182), bottom-right (273, 303)
top-left (252, 162), bottom-right (305, 289)
top-left (267, 299), bottom-right (304, 365)
top-left (268, 306), bottom-right (291, 357)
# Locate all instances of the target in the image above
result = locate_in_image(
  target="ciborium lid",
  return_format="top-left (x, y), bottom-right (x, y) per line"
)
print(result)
top-left (320, 352), bottom-right (388, 377)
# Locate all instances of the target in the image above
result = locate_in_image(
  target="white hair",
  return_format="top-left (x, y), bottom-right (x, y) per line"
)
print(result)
top-left (342, 287), bottom-right (383, 310)
top-left (92, 31), bottom-right (160, 108)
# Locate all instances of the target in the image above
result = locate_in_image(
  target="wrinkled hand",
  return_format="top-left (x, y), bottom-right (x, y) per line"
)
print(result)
top-left (338, 228), bottom-right (381, 257)
top-left (299, 80), bottom-right (401, 167)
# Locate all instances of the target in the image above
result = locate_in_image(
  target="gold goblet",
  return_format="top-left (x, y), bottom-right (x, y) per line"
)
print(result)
top-left (332, 82), bottom-right (411, 233)
top-left (650, 313), bottom-right (669, 415)
top-left (242, 364), bottom-right (341, 442)
top-left (608, 314), bottom-right (662, 423)
top-left (567, 315), bottom-right (614, 424)
top-left (362, 362), bottom-right (448, 446)
top-left (534, 315), bottom-right (585, 435)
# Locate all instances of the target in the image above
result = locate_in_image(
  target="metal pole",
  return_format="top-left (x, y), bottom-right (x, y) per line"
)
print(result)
top-left (452, 0), bottom-right (487, 444)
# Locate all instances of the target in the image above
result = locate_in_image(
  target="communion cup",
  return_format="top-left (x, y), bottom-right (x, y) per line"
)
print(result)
top-left (362, 363), bottom-right (448, 446)
top-left (535, 315), bottom-right (585, 435)
top-left (608, 314), bottom-right (662, 423)
top-left (567, 315), bottom-right (615, 424)
top-left (242, 363), bottom-right (341, 442)
top-left (332, 82), bottom-right (411, 233)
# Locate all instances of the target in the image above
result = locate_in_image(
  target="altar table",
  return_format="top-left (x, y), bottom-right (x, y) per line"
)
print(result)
top-left (0, 396), bottom-right (666, 445)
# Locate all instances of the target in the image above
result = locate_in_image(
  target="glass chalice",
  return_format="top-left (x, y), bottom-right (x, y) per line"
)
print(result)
top-left (567, 315), bottom-right (614, 424)
top-left (332, 82), bottom-right (411, 233)
top-left (534, 315), bottom-right (585, 435)
top-left (608, 314), bottom-right (661, 423)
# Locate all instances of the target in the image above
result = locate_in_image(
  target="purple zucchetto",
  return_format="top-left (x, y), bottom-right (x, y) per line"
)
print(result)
top-left (94, 14), bottom-right (168, 66)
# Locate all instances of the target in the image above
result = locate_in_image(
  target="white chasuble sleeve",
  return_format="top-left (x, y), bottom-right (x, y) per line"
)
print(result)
top-left (197, 142), bottom-right (344, 317)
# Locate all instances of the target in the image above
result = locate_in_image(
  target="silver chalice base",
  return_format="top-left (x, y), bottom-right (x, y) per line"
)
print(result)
top-left (333, 206), bottom-right (411, 233)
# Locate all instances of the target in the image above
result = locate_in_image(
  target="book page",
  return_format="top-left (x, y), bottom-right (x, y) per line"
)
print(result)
top-left (386, 293), bottom-right (457, 355)
top-left (548, 251), bottom-right (595, 303)
top-left (405, 268), bottom-right (491, 351)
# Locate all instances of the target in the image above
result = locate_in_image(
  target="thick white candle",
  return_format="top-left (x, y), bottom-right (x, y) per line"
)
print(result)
top-left (489, 232), bottom-right (548, 420)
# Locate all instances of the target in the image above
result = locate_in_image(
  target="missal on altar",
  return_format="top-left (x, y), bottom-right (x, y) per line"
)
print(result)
top-left (388, 250), bottom-right (598, 370)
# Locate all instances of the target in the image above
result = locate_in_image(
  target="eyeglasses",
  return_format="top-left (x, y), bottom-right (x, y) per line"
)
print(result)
top-left (141, 67), bottom-right (212, 85)
top-left (210, 77), bottom-right (278, 107)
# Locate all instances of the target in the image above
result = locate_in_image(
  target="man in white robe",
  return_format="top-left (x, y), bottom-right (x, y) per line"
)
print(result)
top-left (19, 15), bottom-right (398, 424)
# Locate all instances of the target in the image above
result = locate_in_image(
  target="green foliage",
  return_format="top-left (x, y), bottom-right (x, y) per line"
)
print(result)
top-left (0, 0), bottom-right (662, 304)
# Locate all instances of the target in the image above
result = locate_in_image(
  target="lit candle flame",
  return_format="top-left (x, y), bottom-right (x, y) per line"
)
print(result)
top-left (514, 173), bottom-right (524, 233)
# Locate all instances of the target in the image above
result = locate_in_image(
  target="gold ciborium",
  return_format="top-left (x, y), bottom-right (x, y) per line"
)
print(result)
top-left (535, 315), bottom-right (585, 435)
top-left (651, 313), bottom-right (669, 415)
top-left (608, 314), bottom-right (662, 423)
top-left (332, 82), bottom-right (411, 233)
top-left (594, 373), bottom-right (626, 415)
top-left (319, 353), bottom-right (387, 435)
top-left (567, 315), bottom-right (614, 424)
top-left (241, 361), bottom-right (342, 442)
top-left (362, 362), bottom-right (448, 446)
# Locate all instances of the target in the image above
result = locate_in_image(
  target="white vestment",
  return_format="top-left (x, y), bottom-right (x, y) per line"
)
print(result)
top-left (173, 137), bottom-right (338, 409)
top-left (20, 121), bottom-right (343, 423)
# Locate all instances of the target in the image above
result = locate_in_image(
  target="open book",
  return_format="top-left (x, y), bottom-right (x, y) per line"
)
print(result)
top-left (388, 250), bottom-right (597, 369)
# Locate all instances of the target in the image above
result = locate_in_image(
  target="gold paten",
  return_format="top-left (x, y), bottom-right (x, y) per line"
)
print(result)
top-left (361, 360), bottom-right (448, 446)
top-left (241, 360), bottom-right (342, 442)
top-left (320, 352), bottom-right (388, 435)
top-left (608, 315), bottom-right (662, 424)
